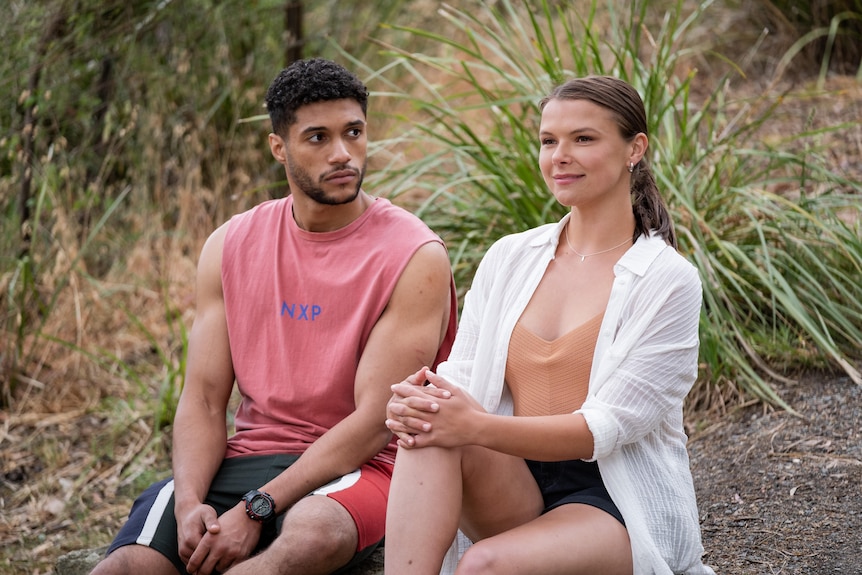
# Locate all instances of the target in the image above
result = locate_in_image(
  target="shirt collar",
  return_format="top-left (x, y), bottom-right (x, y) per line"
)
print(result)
top-left (530, 214), bottom-right (670, 277)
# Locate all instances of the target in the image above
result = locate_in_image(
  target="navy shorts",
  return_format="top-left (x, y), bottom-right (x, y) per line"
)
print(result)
top-left (107, 454), bottom-right (391, 574)
top-left (525, 458), bottom-right (625, 525)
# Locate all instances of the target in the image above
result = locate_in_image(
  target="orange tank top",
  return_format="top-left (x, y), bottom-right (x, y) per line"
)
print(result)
top-left (505, 313), bottom-right (603, 416)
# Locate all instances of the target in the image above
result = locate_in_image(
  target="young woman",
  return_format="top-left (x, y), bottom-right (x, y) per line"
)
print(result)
top-left (383, 76), bottom-right (715, 575)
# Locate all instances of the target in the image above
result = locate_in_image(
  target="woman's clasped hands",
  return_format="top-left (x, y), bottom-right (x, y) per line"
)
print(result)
top-left (385, 367), bottom-right (485, 449)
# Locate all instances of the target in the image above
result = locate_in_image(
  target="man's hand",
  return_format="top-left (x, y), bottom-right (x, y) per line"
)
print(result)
top-left (180, 503), bottom-right (261, 574)
top-left (177, 502), bottom-right (221, 568)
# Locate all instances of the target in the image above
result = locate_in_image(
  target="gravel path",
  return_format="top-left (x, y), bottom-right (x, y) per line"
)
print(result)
top-left (689, 373), bottom-right (862, 574)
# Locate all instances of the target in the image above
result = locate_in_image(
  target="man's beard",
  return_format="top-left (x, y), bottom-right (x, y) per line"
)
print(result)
top-left (286, 154), bottom-right (366, 206)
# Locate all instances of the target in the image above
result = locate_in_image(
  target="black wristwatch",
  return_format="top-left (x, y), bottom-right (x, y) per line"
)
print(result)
top-left (242, 489), bottom-right (276, 523)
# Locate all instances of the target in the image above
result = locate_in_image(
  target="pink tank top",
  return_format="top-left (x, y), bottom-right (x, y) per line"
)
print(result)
top-left (221, 195), bottom-right (456, 464)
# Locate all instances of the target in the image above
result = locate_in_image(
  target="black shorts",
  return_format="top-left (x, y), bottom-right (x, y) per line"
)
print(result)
top-left (107, 454), bottom-right (390, 574)
top-left (525, 458), bottom-right (625, 525)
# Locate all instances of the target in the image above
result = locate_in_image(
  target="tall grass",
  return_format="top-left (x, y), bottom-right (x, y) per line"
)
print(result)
top-left (760, 0), bottom-right (862, 82)
top-left (359, 0), bottom-right (862, 407)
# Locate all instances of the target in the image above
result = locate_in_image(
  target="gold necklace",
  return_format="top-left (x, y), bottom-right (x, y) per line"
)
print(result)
top-left (564, 227), bottom-right (631, 262)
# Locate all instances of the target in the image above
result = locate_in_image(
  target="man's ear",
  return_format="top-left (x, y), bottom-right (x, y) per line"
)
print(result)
top-left (268, 133), bottom-right (287, 163)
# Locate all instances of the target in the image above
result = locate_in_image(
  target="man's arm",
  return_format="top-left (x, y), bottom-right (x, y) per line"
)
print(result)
top-left (259, 239), bottom-right (453, 505)
top-left (171, 223), bottom-right (236, 564)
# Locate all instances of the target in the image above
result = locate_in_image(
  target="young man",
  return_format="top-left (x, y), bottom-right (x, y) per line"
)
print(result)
top-left (91, 58), bottom-right (457, 575)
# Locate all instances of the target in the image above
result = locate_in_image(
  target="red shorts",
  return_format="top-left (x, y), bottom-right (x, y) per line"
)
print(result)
top-left (311, 458), bottom-right (393, 551)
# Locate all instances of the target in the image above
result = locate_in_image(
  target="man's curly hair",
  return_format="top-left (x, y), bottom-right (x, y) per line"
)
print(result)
top-left (265, 58), bottom-right (369, 136)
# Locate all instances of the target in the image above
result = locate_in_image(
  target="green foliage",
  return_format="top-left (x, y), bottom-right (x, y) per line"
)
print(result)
top-left (0, 0), bottom-right (278, 416)
top-left (365, 0), bottom-right (862, 405)
top-left (761, 0), bottom-right (862, 78)
top-left (0, 0), bottom-right (433, 423)
top-left (1, 0), bottom-right (860, 419)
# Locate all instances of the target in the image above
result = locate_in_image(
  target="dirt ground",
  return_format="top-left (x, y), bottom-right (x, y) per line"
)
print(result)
top-left (5, 372), bottom-right (859, 575)
top-left (689, 372), bottom-right (862, 574)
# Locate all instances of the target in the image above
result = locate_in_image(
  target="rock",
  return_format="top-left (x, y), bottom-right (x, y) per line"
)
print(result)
top-left (55, 546), bottom-right (384, 574)
top-left (55, 546), bottom-right (108, 575)
top-left (341, 546), bottom-right (384, 574)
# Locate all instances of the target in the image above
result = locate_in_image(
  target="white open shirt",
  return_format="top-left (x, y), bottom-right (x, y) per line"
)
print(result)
top-left (436, 215), bottom-right (716, 575)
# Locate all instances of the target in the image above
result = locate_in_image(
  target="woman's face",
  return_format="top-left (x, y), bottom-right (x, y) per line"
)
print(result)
top-left (538, 98), bottom-right (638, 210)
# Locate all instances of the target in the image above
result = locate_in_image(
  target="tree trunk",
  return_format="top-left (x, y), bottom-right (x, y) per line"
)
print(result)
top-left (18, 4), bottom-right (68, 258)
top-left (285, 1), bottom-right (304, 65)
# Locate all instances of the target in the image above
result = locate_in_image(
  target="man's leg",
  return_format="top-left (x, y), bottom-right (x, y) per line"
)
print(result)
top-left (226, 460), bottom-right (390, 575)
top-left (90, 455), bottom-right (281, 575)
top-left (90, 544), bottom-right (181, 575)
top-left (89, 477), bottom-right (186, 575)
top-left (225, 495), bottom-right (358, 574)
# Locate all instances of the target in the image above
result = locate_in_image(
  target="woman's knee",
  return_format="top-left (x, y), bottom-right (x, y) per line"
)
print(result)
top-left (456, 542), bottom-right (509, 575)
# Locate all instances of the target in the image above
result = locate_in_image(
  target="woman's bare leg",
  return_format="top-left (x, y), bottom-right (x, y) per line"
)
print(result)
top-left (384, 444), bottom-right (543, 575)
top-left (384, 446), bottom-right (463, 575)
top-left (455, 503), bottom-right (632, 575)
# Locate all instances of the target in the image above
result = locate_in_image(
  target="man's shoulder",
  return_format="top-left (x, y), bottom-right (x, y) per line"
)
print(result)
top-left (367, 197), bottom-right (439, 237)
top-left (238, 196), bottom-right (290, 219)
top-left (369, 196), bottom-right (423, 221)
top-left (224, 197), bottom-right (290, 236)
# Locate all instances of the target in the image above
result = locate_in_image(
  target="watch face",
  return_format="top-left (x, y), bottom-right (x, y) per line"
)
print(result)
top-left (251, 496), bottom-right (271, 515)
top-left (244, 490), bottom-right (274, 522)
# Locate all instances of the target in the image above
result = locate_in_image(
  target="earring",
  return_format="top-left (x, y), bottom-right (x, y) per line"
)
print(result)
top-left (627, 161), bottom-right (635, 173)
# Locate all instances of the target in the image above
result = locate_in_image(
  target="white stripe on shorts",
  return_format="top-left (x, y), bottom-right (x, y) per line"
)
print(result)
top-left (136, 479), bottom-right (175, 546)
top-left (311, 469), bottom-right (361, 496)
